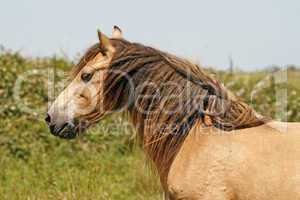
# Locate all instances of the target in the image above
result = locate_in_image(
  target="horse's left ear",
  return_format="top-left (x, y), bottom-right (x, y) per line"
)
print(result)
top-left (112, 25), bottom-right (123, 39)
top-left (97, 30), bottom-right (114, 54)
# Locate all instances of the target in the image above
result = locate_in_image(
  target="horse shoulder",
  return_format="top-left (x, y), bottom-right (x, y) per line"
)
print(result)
top-left (167, 124), bottom-right (236, 199)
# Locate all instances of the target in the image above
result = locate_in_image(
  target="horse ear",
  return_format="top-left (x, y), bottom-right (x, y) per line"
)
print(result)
top-left (112, 25), bottom-right (123, 39)
top-left (97, 29), bottom-right (114, 53)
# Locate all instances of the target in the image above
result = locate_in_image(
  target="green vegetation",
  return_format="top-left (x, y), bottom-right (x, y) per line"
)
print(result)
top-left (0, 49), bottom-right (299, 199)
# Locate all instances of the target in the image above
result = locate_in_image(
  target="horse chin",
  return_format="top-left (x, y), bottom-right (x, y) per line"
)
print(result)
top-left (58, 128), bottom-right (78, 139)
top-left (55, 124), bottom-right (77, 139)
top-left (59, 120), bottom-right (90, 139)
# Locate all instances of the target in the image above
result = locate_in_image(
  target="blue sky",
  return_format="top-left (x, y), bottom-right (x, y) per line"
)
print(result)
top-left (0, 0), bottom-right (299, 70)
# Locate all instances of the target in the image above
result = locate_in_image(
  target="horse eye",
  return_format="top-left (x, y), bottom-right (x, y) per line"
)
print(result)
top-left (81, 72), bottom-right (93, 83)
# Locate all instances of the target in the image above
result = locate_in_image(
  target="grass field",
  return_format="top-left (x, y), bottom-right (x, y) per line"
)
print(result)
top-left (0, 49), bottom-right (299, 199)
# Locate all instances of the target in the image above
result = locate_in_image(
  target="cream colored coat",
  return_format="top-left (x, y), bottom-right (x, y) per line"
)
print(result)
top-left (167, 121), bottom-right (300, 200)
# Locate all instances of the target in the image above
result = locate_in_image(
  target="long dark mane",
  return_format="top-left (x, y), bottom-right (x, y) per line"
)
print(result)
top-left (73, 38), bottom-right (268, 181)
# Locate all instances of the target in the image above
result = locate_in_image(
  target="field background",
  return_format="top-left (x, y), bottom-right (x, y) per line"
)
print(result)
top-left (0, 49), bottom-right (299, 200)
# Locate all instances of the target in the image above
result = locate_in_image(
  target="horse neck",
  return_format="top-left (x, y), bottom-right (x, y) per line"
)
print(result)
top-left (128, 111), bottom-right (190, 188)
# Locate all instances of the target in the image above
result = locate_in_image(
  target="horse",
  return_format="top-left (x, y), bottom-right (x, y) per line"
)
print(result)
top-left (46, 26), bottom-right (300, 200)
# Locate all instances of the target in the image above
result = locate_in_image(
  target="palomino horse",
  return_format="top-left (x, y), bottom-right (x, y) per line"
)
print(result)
top-left (46, 26), bottom-right (299, 200)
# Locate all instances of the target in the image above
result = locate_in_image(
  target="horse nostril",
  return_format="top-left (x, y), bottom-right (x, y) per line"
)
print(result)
top-left (45, 113), bottom-right (51, 124)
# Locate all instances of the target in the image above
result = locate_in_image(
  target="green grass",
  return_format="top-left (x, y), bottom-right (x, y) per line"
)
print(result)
top-left (0, 145), bottom-right (161, 200)
top-left (0, 116), bottom-right (162, 200)
top-left (0, 49), bottom-right (299, 199)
